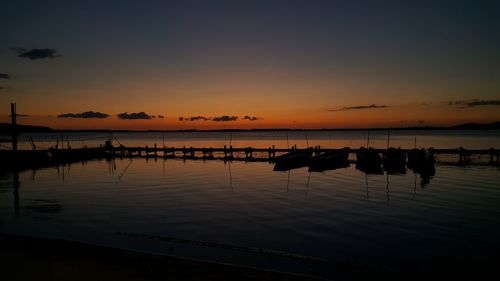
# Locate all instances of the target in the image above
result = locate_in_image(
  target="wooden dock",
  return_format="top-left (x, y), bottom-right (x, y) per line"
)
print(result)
top-left (1, 145), bottom-right (499, 172)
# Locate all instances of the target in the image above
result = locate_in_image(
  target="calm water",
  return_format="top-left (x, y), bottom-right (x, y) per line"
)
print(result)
top-left (1, 131), bottom-right (500, 279)
top-left (2, 129), bottom-right (500, 150)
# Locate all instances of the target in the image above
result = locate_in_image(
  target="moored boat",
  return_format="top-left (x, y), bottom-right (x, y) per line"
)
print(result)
top-left (407, 148), bottom-right (435, 169)
top-left (309, 147), bottom-right (350, 172)
top-left (356, 147), bottom-right (382, 167)
top-left (382, 147), bottom-right (406, 174)
top-left (273, 148), bottom-right (313, 171)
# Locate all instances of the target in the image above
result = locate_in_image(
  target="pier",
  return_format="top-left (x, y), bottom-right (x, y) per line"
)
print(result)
top-left (1, 144), bottom-right (499, 171)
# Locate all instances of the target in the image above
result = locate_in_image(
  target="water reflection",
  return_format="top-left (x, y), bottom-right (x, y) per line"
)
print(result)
top-left (1, 157), bottom-right (499, 280)
top-left (23, 199), bottom-right (62, 213)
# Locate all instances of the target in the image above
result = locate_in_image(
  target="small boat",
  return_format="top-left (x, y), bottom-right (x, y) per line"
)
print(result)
top-left (407, 148), bottom-right (435, 168)
top-left (273, 148), bottom-right (313, 171)
top-left (356, 147), bottom-right (382, 167)
top-left (382, 147), bottom-right (406, 174)
top-left (309, 147), bottom-right (350, 172)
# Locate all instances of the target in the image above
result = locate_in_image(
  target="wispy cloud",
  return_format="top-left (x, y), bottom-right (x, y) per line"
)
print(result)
top-left (58, 111), bottom-right (110, 119)
top-left (11, 48), bottom-right (61, 60)
top-left (212, 115), bottom-right (238, 122)
top-left (117, 112), bottom-right (152, 120)
top-left (329, 104), bottom-right (388, 112)
top-left (158, 115), bottom-right (165, 119)
top-left (181, 116), bottom-right (211, 121)
top-left (449, 99), bottom-right (500, 108)
top-left (0, 73), bottom-right (10, 79)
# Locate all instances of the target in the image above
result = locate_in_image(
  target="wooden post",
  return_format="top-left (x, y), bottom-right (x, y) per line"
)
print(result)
top-left (387, 131), bottom-right (390, 149)
top-left (13, 170), bottom-right (19, 215)
top-left (10, 103), bottom-right (17, 153)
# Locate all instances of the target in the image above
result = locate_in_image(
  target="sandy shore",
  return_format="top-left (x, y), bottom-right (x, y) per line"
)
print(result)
top-left (1, 232), bottom-right (492, 281)
top-left (0, 233), bottom-right (326, 281)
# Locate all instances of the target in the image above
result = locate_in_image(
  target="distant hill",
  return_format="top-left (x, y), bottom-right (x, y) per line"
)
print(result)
top-left (451, 122), bottom-right (500, 130)
top-left (0, 123), bottom-right (54, 133)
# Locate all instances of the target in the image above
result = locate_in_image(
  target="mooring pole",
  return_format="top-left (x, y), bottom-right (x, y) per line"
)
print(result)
top-left (387, 130), bottom-right (390, 149)
top-left (13, 170), bottom-right (19, 215)
top-left (10, 102), bottom-right (17, 153)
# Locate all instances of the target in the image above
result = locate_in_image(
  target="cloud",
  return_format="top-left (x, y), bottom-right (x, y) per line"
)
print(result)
top-left (329, 104), bottom-right (388, 111)
top-left (212, 115), bottom-right (238, 122)
top-left (182, 116), bottom-right (211, 121)
top-left (11, 48), bottom-right (61, 60)
top-left (117, 112), bottom-right (152, 120)
top-left (243, 115), bottom-right (262, 121)
top-left (0, 73), bottom-right (10, 79)
top-left (58, 111), bottom-right (110, 119)
top-left (449, 99), bottom-right (500, 108)
top-left (158, 115), bottom-right (165, 119)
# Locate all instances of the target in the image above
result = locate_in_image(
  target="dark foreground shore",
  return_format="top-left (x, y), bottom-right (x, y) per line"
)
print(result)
top-left (0, 233), bottom-right (323, 281)
top-left (0, 233), bottom-right (495, 281)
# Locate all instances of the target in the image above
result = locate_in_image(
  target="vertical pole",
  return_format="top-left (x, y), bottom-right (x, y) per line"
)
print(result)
top-left (387, 131), bottom-right (390, 149)
top-left (286, 132), bottom-right (289, 150)
top-left (11, 103), bottom-right (17, 152)
top-left (367, 131), bottom-right (370, 147)
top-left (13, 170), bottom-right (19, 215)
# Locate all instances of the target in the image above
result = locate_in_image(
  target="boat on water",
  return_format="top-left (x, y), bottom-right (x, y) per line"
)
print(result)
top-left (356, 147), bottom-right (382, 167)
top-left (309, 147), bottom-right (350, 172)
top-left (407, 148), bottom-right (435, 168)
top-left (407, 148), bottom-right (436, 180)
top-left (273, 148), bottom-right (313, 171)
top-left (382, 147), bottom-right (406, 174)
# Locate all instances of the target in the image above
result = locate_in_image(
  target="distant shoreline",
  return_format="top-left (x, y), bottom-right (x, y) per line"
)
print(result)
top-left (1, 121), bottom-right (499, 133)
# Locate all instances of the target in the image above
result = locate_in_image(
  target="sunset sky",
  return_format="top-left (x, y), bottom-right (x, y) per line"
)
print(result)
top-left (1, 0), bottom-right (499, 130)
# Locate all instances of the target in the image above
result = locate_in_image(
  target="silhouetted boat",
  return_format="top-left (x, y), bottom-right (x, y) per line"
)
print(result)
top-left (407, 148), bottom-right (435, 168)
top-left (273, 148), bottom-right (313, 171)
top-left (309, 147), bottom-right (350, 172)
top-left (407, 148), bottom-right (435, 182)
top-left (383, 147), bottom-right (406, 174)
top-left (356, 147), bottom-right (382, 167)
